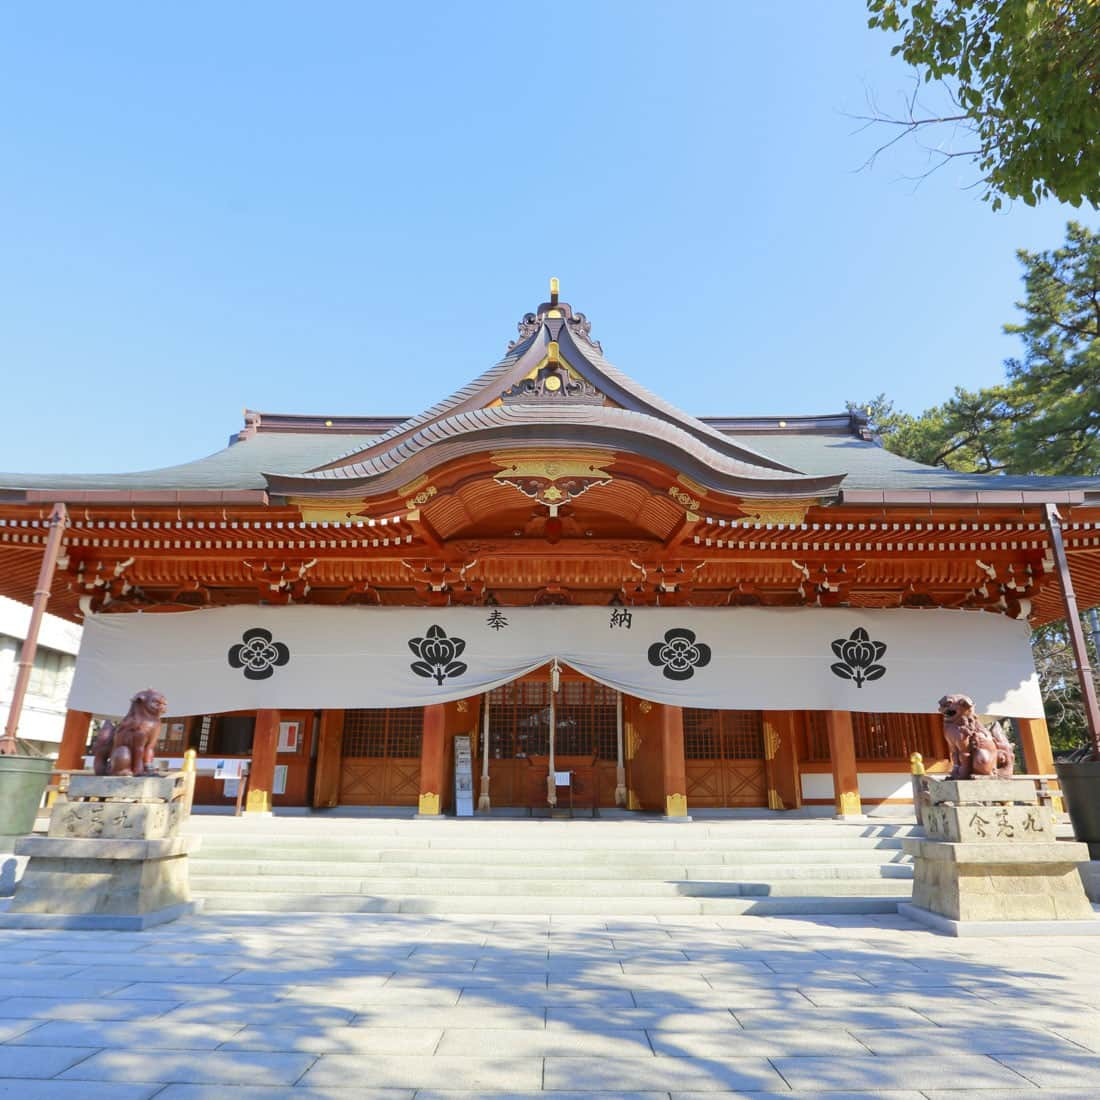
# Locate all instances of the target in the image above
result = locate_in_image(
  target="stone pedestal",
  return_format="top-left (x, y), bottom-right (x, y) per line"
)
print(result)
top-left (900, 777), bottom-right (1099, 936)
top-left (0, 773), bottom-right (201, 930)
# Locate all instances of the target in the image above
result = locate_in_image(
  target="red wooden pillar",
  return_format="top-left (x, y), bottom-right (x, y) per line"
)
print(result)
top-left (825, 710), bottom-right (862, 818)
top-left (659, 703), bottom-right (689, 818)
top-left (312, 709), bottom-right (344, 809)
top-left (418, 704), bottom-right (447, 816)
top-left (56, 709), bottom-right (93, 770)
top-left (762, 710), bottom-right (801, 810)
top-left (245, 709), bottom-right (280, 814)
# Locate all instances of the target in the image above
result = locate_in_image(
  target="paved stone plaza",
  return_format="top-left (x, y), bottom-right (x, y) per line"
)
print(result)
top-left (1, 909), bottom-right (1100, 1098)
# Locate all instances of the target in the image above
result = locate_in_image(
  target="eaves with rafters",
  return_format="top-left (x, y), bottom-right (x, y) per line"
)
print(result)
top-left (1, 283), bottom-right (1099, 626)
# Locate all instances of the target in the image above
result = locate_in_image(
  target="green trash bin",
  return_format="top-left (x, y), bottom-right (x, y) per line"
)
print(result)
top-left (0, 755), bottom-right (53, 835)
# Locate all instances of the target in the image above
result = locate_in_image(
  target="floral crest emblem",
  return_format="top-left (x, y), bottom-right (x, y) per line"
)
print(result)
top-left (647, 627), bottom-right (712, 681)
top-left (227, 627), bottom-right (291, 680)
top-left (409, 625), bottom-right (468, 686)
top-left (830, 627), bottom-right (887, 688)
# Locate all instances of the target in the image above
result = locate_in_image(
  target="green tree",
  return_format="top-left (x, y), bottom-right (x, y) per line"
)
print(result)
top-left (865, 0), bottom-right (1100, 208)
top-left (856, 223), bottom-right (1100, 477)
top-left (851, 223), bottom-right (1100, 749)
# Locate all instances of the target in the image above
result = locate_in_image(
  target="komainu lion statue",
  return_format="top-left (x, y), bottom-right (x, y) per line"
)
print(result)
top-left (939, 693), bottom-right (1014, 780)
top-left (92, 690), bottom-right (168, 777)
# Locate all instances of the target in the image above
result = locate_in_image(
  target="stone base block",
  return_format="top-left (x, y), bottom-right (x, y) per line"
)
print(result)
top-left (928, 778), bottom-right (1035, 805)
top-left (7, 835), bottom-right (198, 921)
top-left (905, 837), bottom-right (1095, 922)
top-left (48, 799), bottom-right (184, 840)
top-left (1080, 861), bottom-right (1100, 903)
top-left (899, 901), bottom-right (1100, 937)
top-left (66, 773), bottom-right (186, 802)
top-left (922, 802), bottom-right (1055, 843)
top-left (0, 900), bottom-right (204, 931)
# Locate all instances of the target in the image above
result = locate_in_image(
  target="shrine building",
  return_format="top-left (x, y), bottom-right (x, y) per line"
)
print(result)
top-left (2, 281), bottom-right (1100, 819)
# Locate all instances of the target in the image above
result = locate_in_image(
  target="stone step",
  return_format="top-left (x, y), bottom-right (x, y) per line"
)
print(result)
top-left (189, 847), bottom-right (910, 870)
top-left (189, 837), bottom-right (910, 859)
top-left (188, 873), bottom-right (910, 897)
top-left (189, 859), bottom-right (912, 882)
top-left (195, 892), bottom-right (904, 916)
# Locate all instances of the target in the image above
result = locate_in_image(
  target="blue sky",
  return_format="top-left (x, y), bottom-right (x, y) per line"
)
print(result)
top-left (0, 2), bottom-right (1088, 474)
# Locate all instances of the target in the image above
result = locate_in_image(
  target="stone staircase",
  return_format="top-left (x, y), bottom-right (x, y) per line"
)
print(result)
top-left (185, 815), bottom-right (917, 917)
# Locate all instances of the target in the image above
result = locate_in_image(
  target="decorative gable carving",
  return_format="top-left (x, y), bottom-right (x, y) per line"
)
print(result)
top-left (501, 362), bottom-right (606, 406)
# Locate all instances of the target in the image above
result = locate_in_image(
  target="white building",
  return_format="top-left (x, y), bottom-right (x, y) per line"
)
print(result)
top-left (0, 596), bottom-right (81, 756)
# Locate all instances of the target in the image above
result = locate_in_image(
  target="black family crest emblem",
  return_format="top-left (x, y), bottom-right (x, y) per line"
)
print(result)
top-left (647, 627), bottom-right (712, 681)
top-left (409, 625), bottom-right (468, 686)
top-left (228, 627), bottom-right (291, 680)
top-left (830, 627), bottom-right (887, 688)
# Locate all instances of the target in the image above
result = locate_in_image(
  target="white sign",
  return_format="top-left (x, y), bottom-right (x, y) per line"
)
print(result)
top-left (554, 771), bottom-right (571, 786)
top-left (213, 758), bottom-right (244, 780)
top-left (277, 722), bottom-right (300, 753)
top-left (68, 605), bottom-right (1043, 717)
top-left (453, 734), bottom-right (474, 817)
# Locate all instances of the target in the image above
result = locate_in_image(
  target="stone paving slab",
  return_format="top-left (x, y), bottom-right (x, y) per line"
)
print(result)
top-left (219, 1024), bottom-right (444, 1053)
top-left (0, 1081), bottom-right (162, 1099)
top-left (5, 1019), bottom-right (240, 1049)
top-left (0, 1044), bottom-right (92, 1077)
top-left (298, 1053), bottom-right (544, 1091)
top-left (1, 903), bottom-right (1100, 1094)
top-left (992, 1053), bottom-right (1100, 1088)
top-left (543, 1055), bottom-right (787, 1091)
top-left (772, 1054), bottom-right (1034, 1091)
top-left (57, 1048), bottom-right (317, 1084)
top-left (152, 1089), bottom-right (414, 1100)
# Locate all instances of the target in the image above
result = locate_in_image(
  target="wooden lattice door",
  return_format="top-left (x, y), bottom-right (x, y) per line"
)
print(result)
top-left (486, 678), bottom-right (619, 807)
top-left (339, 707), bottom-right (423, 805)
top-left (683, 709), bottom-right (767, 808)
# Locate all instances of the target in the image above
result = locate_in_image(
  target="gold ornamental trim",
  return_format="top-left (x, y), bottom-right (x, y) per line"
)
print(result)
top-left (290, 496), bottom-right (366, 524)
top-left (398, 474), bottom-right (431, 497)
top-left (490, 450), bottom-right (613, 481)
top-left (730, 498), bottom-right (817, 526)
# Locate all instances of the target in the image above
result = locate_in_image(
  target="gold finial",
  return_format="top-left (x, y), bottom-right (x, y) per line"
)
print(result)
top-left (547, 341), bottom-right (560, 363)
top-left (549, 277), bottom-right (559, 305)
top-left (183, 748), bottom-right (197, 773)
top-left (910, 752), bottom-right (925, 775)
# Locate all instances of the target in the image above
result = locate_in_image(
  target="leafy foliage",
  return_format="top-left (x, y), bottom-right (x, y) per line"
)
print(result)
top-left (866, 1), bottom-right (1100, 208)
top-left (851, 223), bottom-right (1100, 749)
top-left (854, 223), bottom-right (1100, 477)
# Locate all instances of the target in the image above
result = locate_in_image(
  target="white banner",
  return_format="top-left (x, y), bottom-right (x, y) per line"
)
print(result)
top-left (67, 605), bottom-right (1043, 718)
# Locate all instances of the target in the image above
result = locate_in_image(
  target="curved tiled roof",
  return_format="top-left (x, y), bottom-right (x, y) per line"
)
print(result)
top-left (264, 404), bottom-right (846, 499)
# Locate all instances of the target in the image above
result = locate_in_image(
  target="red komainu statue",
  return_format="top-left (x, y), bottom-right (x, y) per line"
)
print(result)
top-left (939, 693), bottom-right (1014, 780)
top-left (92, 690), bottom-right (168, 777)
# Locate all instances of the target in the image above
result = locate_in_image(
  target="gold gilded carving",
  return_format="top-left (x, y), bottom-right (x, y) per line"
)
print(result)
top-left (837, 790), bottom-right (862, 816)
top-left (456, 699), bottom-right (469, 713)
top-left (405, 485), bottom-right (438, 509)
top-left (418, 792), bottom-right (441, 816)
top-left (638, 700), bottom-right (653, 715)
top-left (665, 793), bottom-right (688, 817)
top-left (491, 450), bottom-right (612, 511)
top-left (676, 474), bottom-right (708, 497)
top-left (291, 497), bottom-right (365, 523)
top-left (763, 723), bottom-right (780, 761)
top-left (668, 486), bottom-right (700, 511)
top-left (731, 498), bottom-right (816, 526)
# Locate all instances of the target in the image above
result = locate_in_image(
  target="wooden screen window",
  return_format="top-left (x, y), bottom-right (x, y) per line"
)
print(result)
top-left (683, 710), bottom-right (765, 760)
top-left (489, 680), bottom-right (619, 759)
top-left (342, 708), bottom-right (424, 759)
top-left (853, 712), bottom-right (939, 761)
top-left (488, 681), bottom-right (551, 758)
top-left (557, 681), bottom-right (618, 759)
